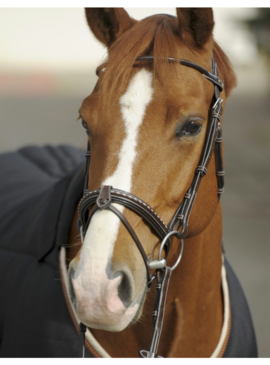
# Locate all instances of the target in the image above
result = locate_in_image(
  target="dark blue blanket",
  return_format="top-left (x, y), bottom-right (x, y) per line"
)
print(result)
top-left (0, 145), bottom-right (257, 357)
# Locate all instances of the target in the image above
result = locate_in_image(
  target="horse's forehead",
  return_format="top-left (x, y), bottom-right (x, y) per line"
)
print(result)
top-left (83, 66), bottom-right (152, 104)
top-left (81, 59), bottom-right (213, 139)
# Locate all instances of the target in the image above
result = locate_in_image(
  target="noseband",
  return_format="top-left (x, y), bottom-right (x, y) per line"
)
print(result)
top-left (77, 57), bottom-right (224, 357)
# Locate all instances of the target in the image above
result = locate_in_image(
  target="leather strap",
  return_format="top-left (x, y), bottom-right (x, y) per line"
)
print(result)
top-left (83, 141), bottom-right (91, 195)
top-left (108, 204), bottom-right (152, 287)
top-left (215, 124), bottom-right (225, 196)
top-left (168, 97), bottom-right (223, 235)
top-left (139, 267), bottom-right (172, 358)
top-left (168, 58), bottom-right (224, 234)
top-left (78, 188), bottom-right (155, 287)
top-left (136, 56), bottom-right (224, 91)
top-left (78, 188), bottom-right (169, 240)
top-left (96, 185), bottom-right (112, 209)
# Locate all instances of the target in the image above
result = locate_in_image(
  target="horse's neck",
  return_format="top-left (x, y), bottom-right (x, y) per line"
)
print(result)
top-left (85, 203), bottom-right (223, 357)
top-left (163, 202), bottom-right (223, 357)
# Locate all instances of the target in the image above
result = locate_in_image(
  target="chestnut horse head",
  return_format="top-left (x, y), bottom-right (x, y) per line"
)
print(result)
top-left (68, 8), bottom-right (236, 337)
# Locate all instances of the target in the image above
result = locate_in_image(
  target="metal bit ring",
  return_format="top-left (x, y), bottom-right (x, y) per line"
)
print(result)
top-left (158, 230), bottom-right (184, 271)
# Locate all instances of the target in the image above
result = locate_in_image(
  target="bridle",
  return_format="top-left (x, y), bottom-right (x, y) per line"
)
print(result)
top-left (76, 56), bottom-right (225, 358)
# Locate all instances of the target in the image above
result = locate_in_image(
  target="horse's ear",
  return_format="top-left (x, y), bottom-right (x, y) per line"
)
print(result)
top-left (176, 8), bottom-right (214, 48)
top-left (85, 8), bottom-right (136, 48)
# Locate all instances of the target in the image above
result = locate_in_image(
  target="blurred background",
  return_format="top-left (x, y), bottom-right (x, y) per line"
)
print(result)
top-left (0, 8), bottom-right (269, 357)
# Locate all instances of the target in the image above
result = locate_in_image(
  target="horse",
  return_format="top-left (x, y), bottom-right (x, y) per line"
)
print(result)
top-left (0, 8), bottom-right (257, 358)
top-left (62, 8), bottom-right (257, 357)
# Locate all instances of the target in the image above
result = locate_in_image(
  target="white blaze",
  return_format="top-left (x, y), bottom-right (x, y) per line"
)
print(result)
top-left (105, 68), bottom-right (153, 190)
top-left (71, 69), bottom-right (153, 326)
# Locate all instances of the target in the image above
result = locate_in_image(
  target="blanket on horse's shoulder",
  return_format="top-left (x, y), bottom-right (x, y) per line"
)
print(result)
top-left (0, 145), bottom-right (257, 357)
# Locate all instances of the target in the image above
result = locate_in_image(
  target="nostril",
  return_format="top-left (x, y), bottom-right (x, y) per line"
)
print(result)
top-left (110, 265), bottom-right (135, 308)
top-left (117, 271), bottom-right (132, 307)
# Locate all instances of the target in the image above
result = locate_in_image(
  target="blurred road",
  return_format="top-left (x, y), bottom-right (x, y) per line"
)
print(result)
top-left (0, 80), bottom-right (269, 357)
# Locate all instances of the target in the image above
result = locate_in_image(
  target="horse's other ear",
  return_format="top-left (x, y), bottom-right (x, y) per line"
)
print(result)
top-left (85, 8), bottom-right (136, 48)
top-left (176, 8), bottom-right (214, 48)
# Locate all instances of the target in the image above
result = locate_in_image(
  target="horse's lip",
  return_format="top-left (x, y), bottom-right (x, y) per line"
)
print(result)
top-left (74, 294), bottom-right (141, 332)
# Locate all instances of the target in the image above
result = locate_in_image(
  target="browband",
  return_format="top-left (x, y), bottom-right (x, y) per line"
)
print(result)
top-left (135, 56), bottom-right (224, 91)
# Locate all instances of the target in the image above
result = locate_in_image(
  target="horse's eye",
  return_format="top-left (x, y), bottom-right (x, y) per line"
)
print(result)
top-left (82, 120), bottom-right (91, 136)
top-left (181, 120), bottom-right (203, 136)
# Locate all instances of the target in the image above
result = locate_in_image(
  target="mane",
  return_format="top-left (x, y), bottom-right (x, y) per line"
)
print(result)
top-left (213, 41), bottom-right (237, 97)
top-left (99, 14), bottom-right (236, 101)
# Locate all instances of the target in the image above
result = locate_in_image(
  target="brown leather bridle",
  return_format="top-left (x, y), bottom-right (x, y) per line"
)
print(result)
top-left (76, 57), bottom-right (224, 357)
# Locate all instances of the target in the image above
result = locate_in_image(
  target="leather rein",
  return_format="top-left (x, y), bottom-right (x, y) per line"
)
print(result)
top-left (76, 57), bottom-right (224, 358)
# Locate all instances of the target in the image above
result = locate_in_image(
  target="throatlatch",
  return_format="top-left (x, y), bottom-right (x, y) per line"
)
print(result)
top-left (77, 57), bottom-right (224, 358)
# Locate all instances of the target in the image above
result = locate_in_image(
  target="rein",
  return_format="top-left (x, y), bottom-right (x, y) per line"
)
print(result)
top-left (77, 57), bottom-right (224, 358)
